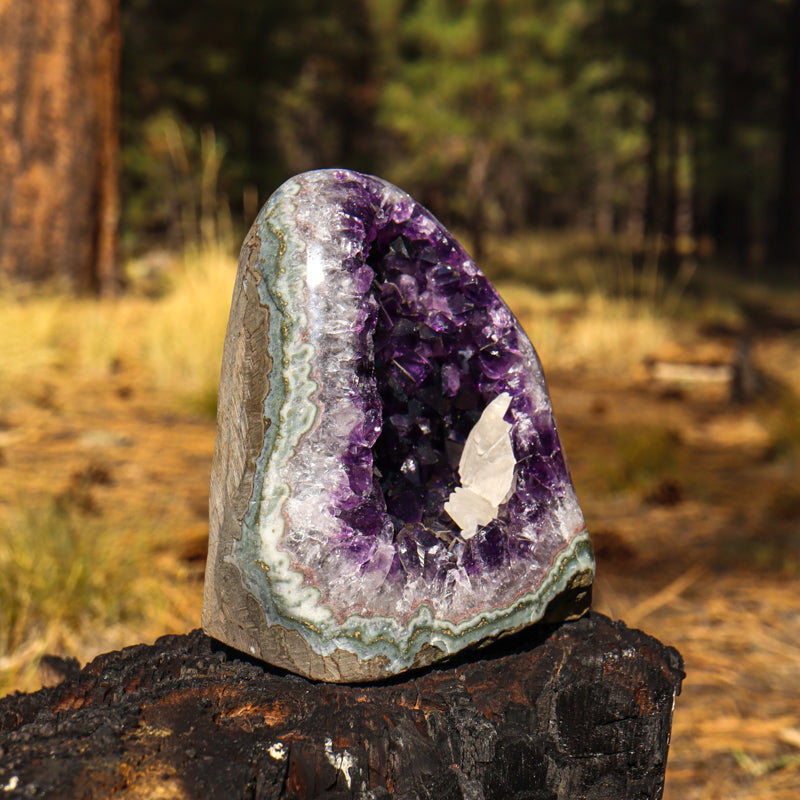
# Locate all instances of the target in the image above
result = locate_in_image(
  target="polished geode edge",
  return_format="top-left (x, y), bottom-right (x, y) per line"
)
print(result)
top-left (203, 169), bottom-right (593, 681)
top-left (204, 529), bottom-right (593, 682)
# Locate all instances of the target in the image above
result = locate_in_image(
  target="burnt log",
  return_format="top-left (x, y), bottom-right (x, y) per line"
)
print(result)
top-left (0, 612), bottom-right (683, 799)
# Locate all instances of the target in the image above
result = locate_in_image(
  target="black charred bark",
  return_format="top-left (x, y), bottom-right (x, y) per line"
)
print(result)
top-left (0, 612), bottom-right (683, 800)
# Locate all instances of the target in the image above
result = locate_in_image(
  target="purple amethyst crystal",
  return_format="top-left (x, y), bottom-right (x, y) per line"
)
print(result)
top-left (202, 169), bottom-right (594, 682)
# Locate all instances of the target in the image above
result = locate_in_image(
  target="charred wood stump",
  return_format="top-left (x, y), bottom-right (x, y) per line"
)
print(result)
top-left (0, 612), bottom-right (683, 799)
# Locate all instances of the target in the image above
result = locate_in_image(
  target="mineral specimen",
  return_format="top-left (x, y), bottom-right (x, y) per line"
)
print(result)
top-left (202, 169), bottom-right (593, 682)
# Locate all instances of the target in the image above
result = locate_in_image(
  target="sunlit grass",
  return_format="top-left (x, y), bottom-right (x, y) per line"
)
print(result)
top-left (474, 229), bottom-right (708, 376)
top-left (0, 244), bottom-right (234, 691)
top-left (0, 291), bottom-right (145, 398)
top-left (0, 229), bottom-right (758, 412)
top-left (0, 501), bottom-right (155, 693)
top-left (0, 245), bottom-right (236, 416)
top-left (499, 281), bottom-right (672, 375)
top-left (142, 243), bottom-right (236, 416)
top-left (0, 494), bottom-right (199, 694)
top-left (2, 227), bottom-right (799, 704)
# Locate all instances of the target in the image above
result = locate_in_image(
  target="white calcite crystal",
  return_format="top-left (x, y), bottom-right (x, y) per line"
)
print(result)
top-left (444, 392), bottom-right (516, 537)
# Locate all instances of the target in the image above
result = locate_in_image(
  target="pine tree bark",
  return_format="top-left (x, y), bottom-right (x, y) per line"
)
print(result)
top-left (774, 0), bottom-right (800, 275)
top-left (0, 0), bottom-right (121, 294)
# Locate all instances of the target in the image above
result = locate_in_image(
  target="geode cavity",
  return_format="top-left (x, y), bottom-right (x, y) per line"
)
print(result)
top-left (202, 169), bottom-right (593, 681)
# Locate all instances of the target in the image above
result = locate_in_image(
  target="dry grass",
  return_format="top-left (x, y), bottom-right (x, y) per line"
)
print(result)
top-left (0, 231), bottom-right (798, 800)
top-left (0, 292), bottom-right (140, 389)
top-left (0, 245), bottom-right (236, 413)
top-left (498, 281), bottom-right (673, 376)
top-left (621, 574), bottom-right (800, 800)
top-left (0, 501), bottom-right (164, 694)
top-left (141, 244), bottom-right (236, 414)
top-left (0, 244), bottom-right (235, 694)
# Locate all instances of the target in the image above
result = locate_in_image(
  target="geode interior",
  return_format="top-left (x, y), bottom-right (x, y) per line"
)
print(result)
top-left (202, 169), bottom-right (594, 682)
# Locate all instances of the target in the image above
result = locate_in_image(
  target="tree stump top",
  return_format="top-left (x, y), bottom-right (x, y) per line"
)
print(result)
top-left (0, 612), bottom-right (683, 799)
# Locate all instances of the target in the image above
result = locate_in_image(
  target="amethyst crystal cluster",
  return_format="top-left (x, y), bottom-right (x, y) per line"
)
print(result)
top-left (202, 169), bottom-right (593, 682)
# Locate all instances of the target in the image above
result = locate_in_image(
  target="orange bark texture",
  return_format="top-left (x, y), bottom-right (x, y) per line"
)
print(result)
top-left (0, 0), bottom-right (120, 294)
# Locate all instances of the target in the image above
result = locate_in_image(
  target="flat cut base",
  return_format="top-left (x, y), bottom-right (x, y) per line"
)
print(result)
top-left (203, 534), bottom-right (593, 682)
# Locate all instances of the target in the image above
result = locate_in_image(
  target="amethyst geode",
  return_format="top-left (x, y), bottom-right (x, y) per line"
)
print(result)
top-left (202, 169), bottom-right (593, 681)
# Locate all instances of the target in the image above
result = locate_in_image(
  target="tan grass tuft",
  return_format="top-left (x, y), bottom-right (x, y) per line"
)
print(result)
top-left (142, 244), bottom-right (236, 415)
top-left (498, 281), bottom-right (672, 375)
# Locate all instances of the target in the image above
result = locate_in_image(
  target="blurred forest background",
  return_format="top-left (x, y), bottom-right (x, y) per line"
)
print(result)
top-left (119, 0), bottom-right (800, 275)
top-left (1, 2), bottom-right (800, 799)
top-left (2, 0), bottom-right (800, 286)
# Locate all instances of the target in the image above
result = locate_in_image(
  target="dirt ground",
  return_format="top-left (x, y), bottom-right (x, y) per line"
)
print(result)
top-left (550, 354), bottom-right (800, 800)
top-left (0, 319), bottom-right (798, 799)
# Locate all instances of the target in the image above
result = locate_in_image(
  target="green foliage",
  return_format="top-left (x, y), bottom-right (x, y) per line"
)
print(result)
top-left (374, 0), bottom-right (591, 238)
top-left (269, 0), bottom-right (382, 175)
top-left (120, 0), bottom-right (798, 272)
top-left (122, 111), bottom-right (233, 251)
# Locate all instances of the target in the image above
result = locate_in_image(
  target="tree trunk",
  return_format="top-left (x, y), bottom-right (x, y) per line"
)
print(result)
top-left (643, 73), bottom-right (663, 247)
top-left (466, 140), bottom-right (491, 263)
top-left (663, 52), bottom-right (681, 275)
top-left (0, 613), bottom-right (684, 799)
top-left (773, 0), bottom-right (800, 275)
top-left (0, 0), bottom-right (121, 294)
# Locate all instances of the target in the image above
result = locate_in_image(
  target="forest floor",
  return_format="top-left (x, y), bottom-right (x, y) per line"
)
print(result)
top-left (0, 236), bottom-right (799, 799)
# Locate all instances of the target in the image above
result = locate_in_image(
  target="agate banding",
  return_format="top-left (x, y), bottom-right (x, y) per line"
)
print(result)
top-left (202, 169), bottom-right (593, 682)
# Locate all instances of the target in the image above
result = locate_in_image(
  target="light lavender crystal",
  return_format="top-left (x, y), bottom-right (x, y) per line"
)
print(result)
top-left (202, 169), bottom-right (594, 681)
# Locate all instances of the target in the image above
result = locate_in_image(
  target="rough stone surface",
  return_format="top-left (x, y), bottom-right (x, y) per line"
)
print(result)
top-left (0, 613), bottom-right (683, 800)
top-left (203, 169), bottom-right (594, 681)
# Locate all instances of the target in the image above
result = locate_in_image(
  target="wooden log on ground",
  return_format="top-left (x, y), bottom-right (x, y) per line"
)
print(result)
top-left (0, 612), bottom-right (683, 799)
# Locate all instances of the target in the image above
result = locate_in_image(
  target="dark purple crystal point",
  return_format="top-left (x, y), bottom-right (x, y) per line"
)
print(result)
top-left (203, 169), bottom-right (594, 681)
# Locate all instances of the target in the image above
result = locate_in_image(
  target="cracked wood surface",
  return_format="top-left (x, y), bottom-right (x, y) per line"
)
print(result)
top-left (0, 612), bottom-right (683, 799)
